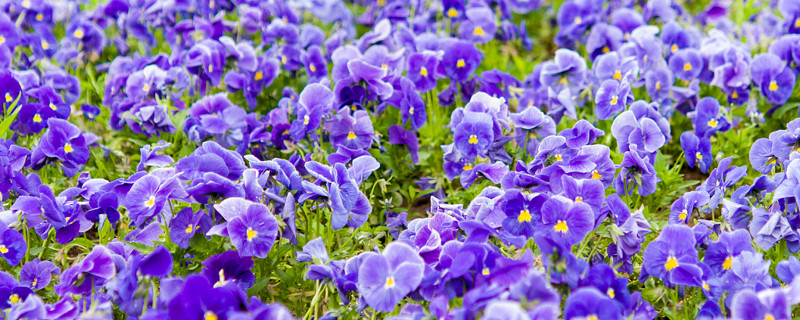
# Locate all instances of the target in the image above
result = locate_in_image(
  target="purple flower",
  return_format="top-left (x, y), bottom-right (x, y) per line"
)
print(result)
top-left (458, 7), bottom-right (497, 44)
top-left (749, 138), bottom-right (779, 174)
top-left (730, 288), bottom-right (792, 320)
top-left (442, 40), bottom-right (483, 83)
top-left (642, 224), bottom-right (701, 286)
top-left (289, 83), bottom-right (334, 141)
top-left (540, 48), bottom-right (587, 90)
top-left (751, 52), bottom-right (796, 105)
top-left (613, 150), bottom-right (658, 197)
top-left (167, 274), bottom-right (246, 320)
top-left (680, 131), bottom-right (713, 173)
top-left (539, 195), bottom-right (594, 250)
top-left (201, 251), bottom-right (255, 289)
top-left (586, 23), bottom-right (624, 60)
top-left (689, 97), bottom-right (730, 139)
top-left (19, 258), bottom-right (59, 290)
top-left (29, 118), bottom-right (90, 177)
top-left (644, 66), bottom-right (674, 102)
top-left (357, 242), bottom-right (424, 313)
top-left (124, 173), bottom-right (181, 227)
top-left (388, 125), bottom-right (420, 164)
top-left (407, 51), bottom-right (441, 93)
top-left (749, 207), bottom-right (799, 252)
top-left (54, 245), bottom-right (116, 296)
top-left (595, 79), bottom-right (634, 120)
top-left (0, 223), bottom-right (25, 266)
top-left (169, 208), bottom-right (209, 249)
top-left (611, 109), bottom-right (667, 154)
top-left (669, 191), bottom-right (709, 225)
top-left (326, 108), bottom-right (374, 151)
top-left (501, 189), bottom-right (546, 239)
top-left (215, 198), bottom-right (279, 259)
top-left (453, 111), bottom-right (494, 161)
top-left (563, 287), bottom-right (623, 320)
top-left (668, 48), bottom-right (704, 81)
top-left (705, 229), bottom-right (755, 277)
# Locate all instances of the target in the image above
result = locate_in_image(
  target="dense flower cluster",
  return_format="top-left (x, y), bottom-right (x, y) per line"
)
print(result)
top-left (0, 0), bottom-right (799, 319)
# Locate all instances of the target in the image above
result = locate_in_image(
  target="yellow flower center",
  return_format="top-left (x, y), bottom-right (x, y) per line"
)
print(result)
top-left (671, 44), bottom-right (678, 53)
top-left (665, 256), bottom-right (679, 271)
top-left (36, 13), bottom-right (43, 21)
top-left (144, 196), bottom-right (155, 208)
top-left (49, 103), bottom-right (57, 110)
top-left (602, 46), bottom-right (610, 53)
top-left (769, 80), bottom-right (778, 91)
top-left (204, 311), bottom-right (218, 320)
top-left (309, 64), bottom-right (316, 73)
top-left (702, 281), bottom-right (709, 291)
top-left (643, 55), bottom-right (648, 62)
top-left (350, 105), bottom-right (357, 111)
top-left (281, 55), bottom-right (287, 64)
top-left (0, 35), bottom-right (5, 45)
top-left (591, 170), bottom-right (602, 179)
top-left (419, 67), bottom-right (428, 76)
top-left (555, 154), bottom-right (563, 161)
top-left (254, 71), bottom-right (263, 80)
top-left (32, 279), bottom-right (37, 287)
top-left (765, 313), bottom-right (775, 320)
top-left (481, 268), bottom-right (490, 275)
top-left (41, 40), bottom-right (49, 49)
top-left (679, 209), bottom-right (687, 221)
top-left (185, 225), bottom-right (194, 234)
top-left (381, 64), bottom-right (388, 70)
top-left (731, 91), bottom-right (739, 99)
top-left (347, 131), bottom-right (356, 140)
top-left (655, 82), bottom-right (661, 90)
top-left (575, 197), bottom-right (583, 202)
top-left (208, 65), bottom-right (213, 73)
top-left (473, 26), bottom-right (485, 36)
top-left (574, 17), bottom-right (582, 24)
top-left (707, 119), bottom-right (718, 128)
top-left (456, 59), bottom-right (466, 68)
top-left (303, 115), bottom-right (309, 125)
top-left (385, 276), bottom-right (396, 288)
top-left (0, 244), bottom-right (8, 254)
top-left (554, 220), bottom-right (568, 233)
top-left (33, 114), bottom-right (42, 123)
top-left (64, 143), bottom-right (74, 153)
top-left (723, 256), bottom-right (733, 270)
top-left (446, 8), bottom-right (458, 17)
top-left (683, 63), bottom-right (692, 71)
top-left (9, 294), bottom-right (19, 304)
top-left (613, 70), bottom-right (622, 80)
top-left (795, 18), bottom-right (800, 28)
top-left (4, 92), bottom-right (11, 103)
top-left (518, 209), bottom-right (532, 223)
top-left (463, 163), bottom-right (473, 171)
top-left (610, 95), bottom-right (618, 105)
top-left (696, 152), bottom-right (702, 160)
top-left (587, 315), bottom-right (598, 320)
top-left (246, 227), bottom-right (257, 241)
top-left (73, 28), bottom-right (84, 38)
top-left (607, 288), bottom-right (615, 298)
top-left (468, 135), bottom-right (478, 144)
top-left (22, 1), bottom-right (32, 9)
top-left (142, 84), bottom-right (149, 93)
top-left (409, 107), bottom-right (414, 115)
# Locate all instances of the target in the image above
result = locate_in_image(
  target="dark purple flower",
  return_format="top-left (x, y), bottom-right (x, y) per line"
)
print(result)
top-left (669, 191), bottom-right (709, 225)
top-left (19, 258), bottom-right (59, 290)
top-left (613, 150), bottom-right (658, 197)
top-left (501, 189), bottom-right (546, 239)
top-left (388, 125), bottom-right (420, 164)
top-left (0, 223), bottom-right (25, 266)
top-left (642, 224), bottom-right (701, 286)
top-left (563, 287), bottom-right (623, 320)
top-left (201, 251), bottom-right (255, 290)
top-left (326, 108), bottom-right (374, 151)
top-left (689, 97), bottom-right (730, 139)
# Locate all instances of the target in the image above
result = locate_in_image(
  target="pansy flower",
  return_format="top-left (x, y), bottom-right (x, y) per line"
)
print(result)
top-left (0, 223), bottom-right (24, 266)
top-left (538, 195), bottom-right (594, 250)
top-left (563, 287), bottom-right (623, 320)
top-left (668, 48), bottom-right (703, 81)
top-left (442, 40), bottom-right (483, 83)
top-left (642, 224), bottom-right (702, 286)
top-left (29, 118), bottom-right (90, 177)
top-left (704, 229), bottom-right (754, 277)
top-left (326, 107), bottom-right (374, 151)
top-left (595, 78), bottom-right (634, 120)
top-left (357, 242), bottom-right (424, 313)
top-left (690, 97), bottom-right (730, 139)
top-left (669, 191), bottom-right (709, 225)
top-left (214, 198), bottom-right (279, 259)
top-left (19, 258), bottom-right (59, 290)
top-left (458, 7), bottom-right (496, 44)
top-left (586, 23), bottom-right (624, 60)
top-left (749, 138), bottom-right (780, 174)
top-left (501, 189), bottom-right (546, 239)
top-left (751, 52), bottom-right (796, 105)
top-left (680, 131), bottom-right (713, 173)
top-left (453, 111), bottom-right (494, 161)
